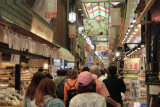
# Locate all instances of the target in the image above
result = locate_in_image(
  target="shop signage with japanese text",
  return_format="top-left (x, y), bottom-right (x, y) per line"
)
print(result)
top-left (31, 17), bottom-right (54, 43)
top-left (124, 58), bottom-right (140, 71)
top-left (69, 24), bottom-right (76, 38)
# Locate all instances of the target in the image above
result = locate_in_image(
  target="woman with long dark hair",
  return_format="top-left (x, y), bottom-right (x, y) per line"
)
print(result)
top-left (23, 72), bottom-right (46, 107)
top-left (69, 71), bottom-right (106, 107)
top-left (35, 78), bottom-right (64, 107)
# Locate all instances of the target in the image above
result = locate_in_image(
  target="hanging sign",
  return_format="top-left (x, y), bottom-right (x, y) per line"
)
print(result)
top-left (83, 19), bottom-right (106, 36)
top-left (69, 24), bottom-right (76, 38)
top-left (45, 0), bottom-right (57, 18)
top-left (101, 50), bottom-right (108, 57)
top-left (96, 45), bottom-right (107, 52)
top-left (96, 35), bottom-right (109, 41)
top-left (31, 17), bottom-right (54, 42)
top-left (110, 8), bottom-right (121, 26)
top-left (10, 54), bottom-right (20, 64)
top-left (124, 58), bottom-right (140, 71)
top-left (97, 42), bottom-right (108, 46)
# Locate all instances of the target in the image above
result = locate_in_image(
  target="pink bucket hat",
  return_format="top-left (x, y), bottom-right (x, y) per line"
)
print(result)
top-left (78, 71), bottom-right (93, 86)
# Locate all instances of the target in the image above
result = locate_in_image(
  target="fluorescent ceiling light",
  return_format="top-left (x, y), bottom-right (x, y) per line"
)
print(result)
top-left (110, 2), bottom-right (120, 6)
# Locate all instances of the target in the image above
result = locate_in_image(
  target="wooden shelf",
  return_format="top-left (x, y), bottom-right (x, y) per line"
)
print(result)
top-left (0, 82), bottom-right (9, 84)
top-left (21, 79), bottom-right (31, 81)
top-left (0, 75), bottom-right (14, 77)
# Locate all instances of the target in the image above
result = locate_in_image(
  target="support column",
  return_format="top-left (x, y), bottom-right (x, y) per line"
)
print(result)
top-left (0, 52), bottom-right (2, 68)
top-left (15, 64), bottom-right (21, 91)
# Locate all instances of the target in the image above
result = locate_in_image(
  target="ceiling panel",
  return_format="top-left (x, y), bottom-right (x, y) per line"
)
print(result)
top-left (82, 2), bottom-right (109, 30)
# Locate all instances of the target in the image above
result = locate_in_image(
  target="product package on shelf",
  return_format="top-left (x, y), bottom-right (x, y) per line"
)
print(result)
top-left (0, 88), bottom-right (23, 106)
top-left (0, 68), bottom-right (15, 89)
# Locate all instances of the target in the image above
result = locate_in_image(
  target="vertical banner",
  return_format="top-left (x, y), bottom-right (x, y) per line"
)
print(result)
top-left (26, 0), bottom-right (57, 23)
top-left (69, 24), bottom-right (76, 38)
top-left (110, 8), bottom-right (121, 26)
top-left (45, 0), bottom-right (57, 18)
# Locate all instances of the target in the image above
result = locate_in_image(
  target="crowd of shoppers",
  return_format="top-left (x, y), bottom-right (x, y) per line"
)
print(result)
top-left (22, 65), bottom-right (126, 107)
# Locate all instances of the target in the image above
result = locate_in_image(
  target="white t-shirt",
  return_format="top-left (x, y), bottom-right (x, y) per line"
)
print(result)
top-left (69, 93), bottom-right (106, 107)
top-left (98, 75), bottom-right (107, 82)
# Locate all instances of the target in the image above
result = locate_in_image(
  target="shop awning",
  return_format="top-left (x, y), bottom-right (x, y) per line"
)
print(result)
top-left (58, 47), bottom-right (75, 62)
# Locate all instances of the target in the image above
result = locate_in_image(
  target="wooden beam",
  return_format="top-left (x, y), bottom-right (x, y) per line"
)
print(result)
top-left (136, 0), bottom-right (156, 24)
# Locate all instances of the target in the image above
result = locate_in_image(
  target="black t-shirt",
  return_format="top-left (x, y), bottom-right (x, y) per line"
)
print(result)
top-left (103, 77), bottom-right (126, 107)
top-left (156, 92), bottom-right (160, 107)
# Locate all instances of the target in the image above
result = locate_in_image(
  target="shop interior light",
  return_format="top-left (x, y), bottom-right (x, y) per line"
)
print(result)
top-left (141, 45), bottom-right (144, 47)
top-left (81, 14), bottom-right (84, 16)
top-left (128, 29), bottom-right (131, 32)
top-left (129, 38), bottom-right (131, 40)
top-left (43, 63), bottom-right (48, 69)
top-left (135, 29), bottom-right (138, 32)
top-left (126, 32), bottom-right (129, 35)
top-left (78, 8), bottom-right (82, 11)
top-left (138, 24), bottom-right (141, 27)
top-left (135, 49), bottom-right (137, 51)
top-left (138, 47), bottom-right (140, 49)
top-left (130, 35), bottom-right (133, 37)
top-left (125, 35), bottom-right (127, 38)
top-left (130, 23), bottom-right (133, 28)
top-left (133, 32), bottom-right (136, 34)
top-left (133, 18), bottom-right (136, 23)
top-left (116, 52), bottom-right (120, 57)
top-left (25, 69), bottom-right (29, 72)
top-left (69, 12), bottom-right (76, 23)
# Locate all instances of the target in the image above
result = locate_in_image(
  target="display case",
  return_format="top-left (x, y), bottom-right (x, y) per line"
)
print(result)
top-left (0, 67), bottom-right (15, 89)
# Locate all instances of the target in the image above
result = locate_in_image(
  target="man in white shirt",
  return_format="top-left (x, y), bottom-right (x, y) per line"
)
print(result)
top-left (98, 70), bottom-right (107, 81)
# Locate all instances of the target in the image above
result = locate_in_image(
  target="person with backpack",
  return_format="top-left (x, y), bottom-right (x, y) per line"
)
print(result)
top-left (69, 71), bottom-right (106, 107)
top-left (55, 70), bottom-right (67, 86)
top-left (33, 78), bottom-right (64, 107)
top-left (64, 68), bottom-right (78, 107)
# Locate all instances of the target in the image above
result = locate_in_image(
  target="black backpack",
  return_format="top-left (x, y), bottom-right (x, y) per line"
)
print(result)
top-left (56, 78), bottom-right (66, 100)
top-left (67, 80), bottom-right (77, 101)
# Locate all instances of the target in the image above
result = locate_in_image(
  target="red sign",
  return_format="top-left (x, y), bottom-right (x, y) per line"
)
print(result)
top-left (69, 34), bottom-right (76, 38)
top-left (45, 12), bottom-right (57, 18)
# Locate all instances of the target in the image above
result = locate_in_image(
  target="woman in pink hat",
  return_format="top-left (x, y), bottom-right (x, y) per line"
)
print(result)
top-left (69, 71), bottom-right (106, 107)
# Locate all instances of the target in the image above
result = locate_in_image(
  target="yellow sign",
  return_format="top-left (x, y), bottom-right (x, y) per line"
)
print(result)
top-left (124, 58), bottom-right (140, 71)
top-left (31, 17), bottom-right (54, 42)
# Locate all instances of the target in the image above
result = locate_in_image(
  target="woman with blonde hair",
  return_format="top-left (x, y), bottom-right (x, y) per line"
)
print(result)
top-left (64, 68), bottom-right (78, 107)
top-left (33, 78), bottom-right (64, 107)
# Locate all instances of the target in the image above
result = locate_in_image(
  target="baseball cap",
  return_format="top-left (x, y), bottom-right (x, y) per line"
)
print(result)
top-left (78, 71), bottom-right (93, 86)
